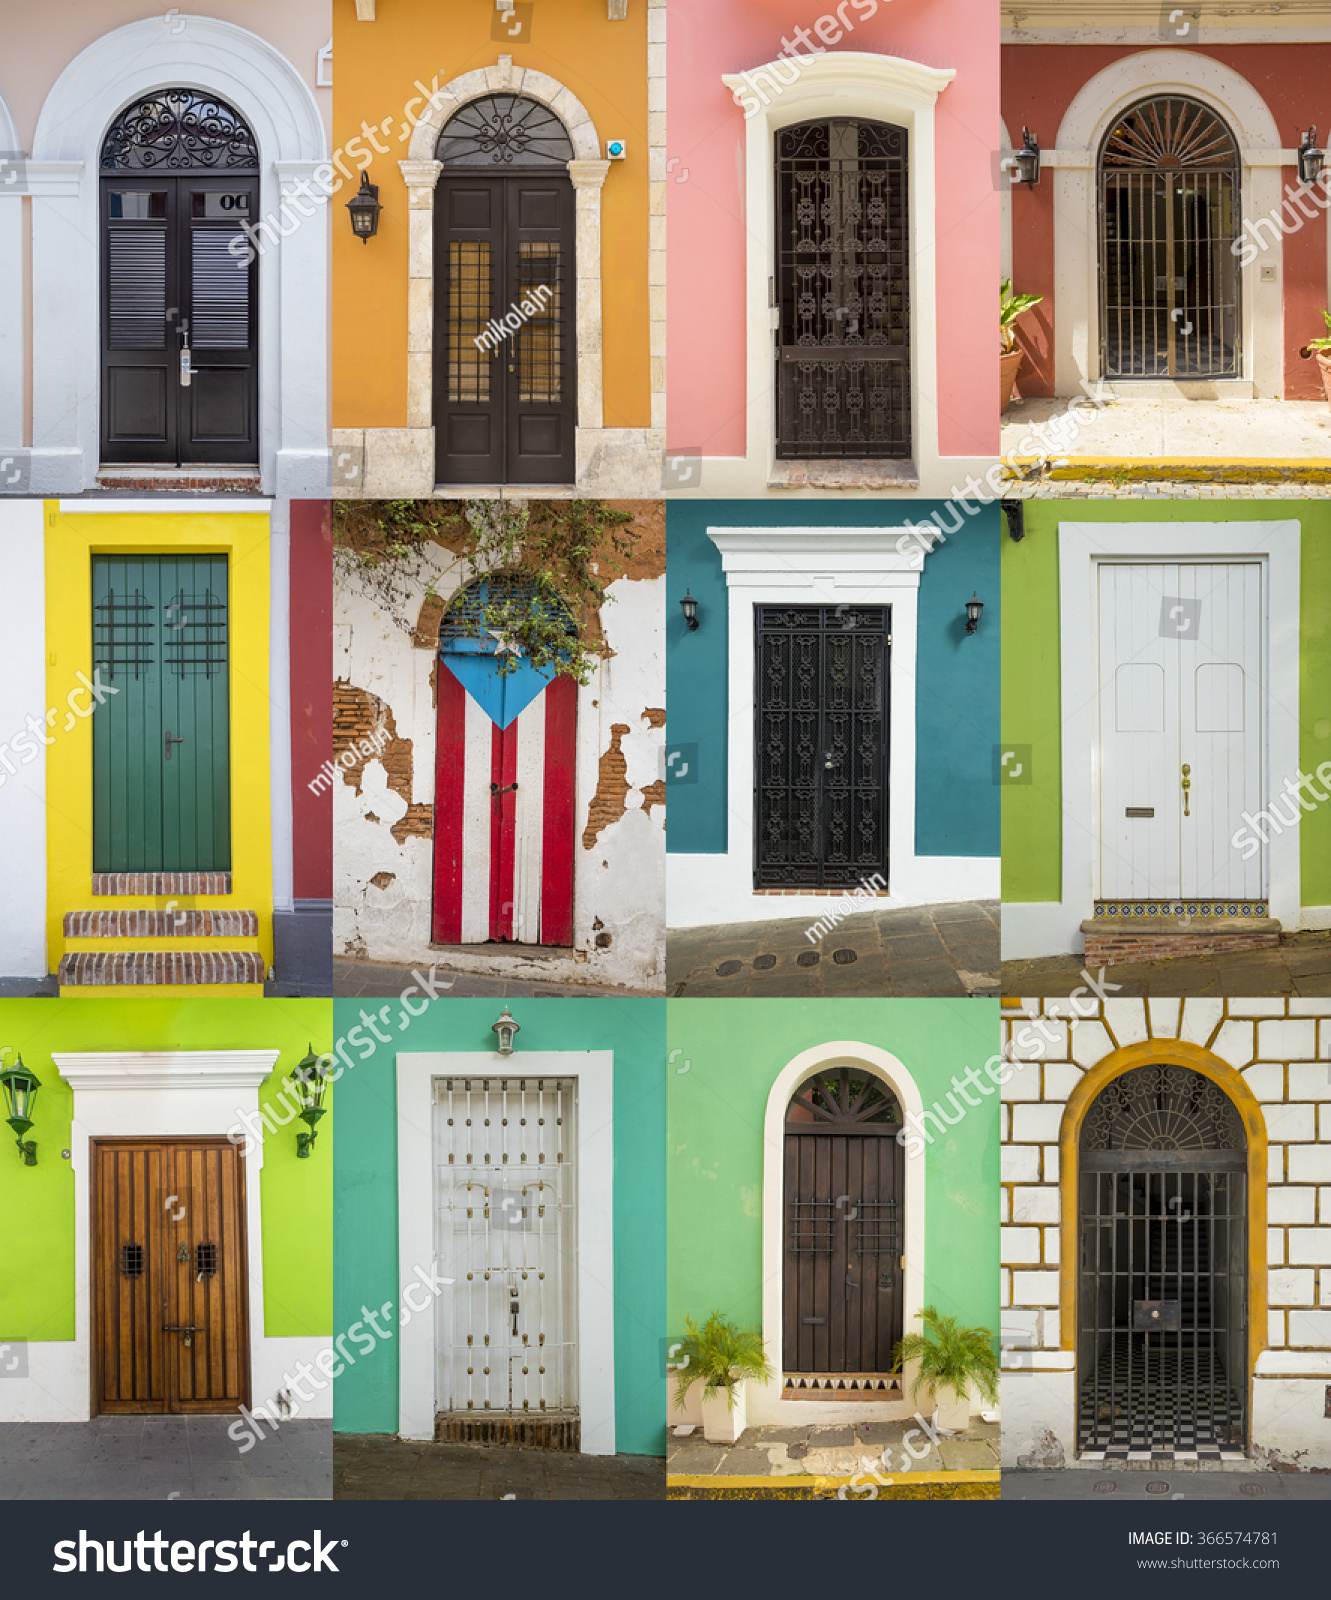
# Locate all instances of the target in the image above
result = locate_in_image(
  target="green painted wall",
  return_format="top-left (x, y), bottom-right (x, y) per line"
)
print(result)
top-left (332, 998), bottom-right (667, 1457)
top-left (1002, 504), bottom-right (1331, 905)
top-left (667, 1000), bottom-right (1000, 1359)
top-left (0, 999), bottom-right (333, 1343)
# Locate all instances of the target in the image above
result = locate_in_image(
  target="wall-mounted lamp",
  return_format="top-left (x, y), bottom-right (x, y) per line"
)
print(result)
top-left (964, 593), bottom-right (985, 635)
top-left (680, 589), bottom-right (700, 632)
top-left (346, 172), bottom-right (382, 242)
top-left (0, 1052), bottom-right (40, 1165)
top-left (1014, 127), bottom-right (1041, 187)
top-left (1003, 502), bottom-right (1025, 542)
top-left (492, 1007), bottom-right (521, 1056)
top-left (290, 1044), bottom-right (330, 1159)
top-left (1298, 126), bottom-right (1325, 186)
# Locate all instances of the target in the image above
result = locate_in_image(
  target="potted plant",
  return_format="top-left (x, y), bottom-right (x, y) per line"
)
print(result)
top-left (891, 1305), bottom-right (999, 1433)
top-left (671, 1311), bottom-right (773, 1444)
top-left (1001, 279), bottom-right (1043, 412)
top-left (1299, 310), bottom-right (1331, 406)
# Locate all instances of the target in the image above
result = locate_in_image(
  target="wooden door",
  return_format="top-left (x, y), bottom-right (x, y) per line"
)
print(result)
top-left (92, 554), bottom-right (231, 873)
top-left (100, 175), bottom-right (259, 466)
top-left (92, 1138), bottom-right (249, 1415)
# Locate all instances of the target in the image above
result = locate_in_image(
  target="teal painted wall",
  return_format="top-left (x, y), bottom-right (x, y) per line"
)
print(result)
top-left (1003, 504), bottom-right (1331, 906)
top-left (665, 502), bottom-right (1001, 859)
top-left (667, 1000), bottom-right (1000, 1364)
top-left (332, 998), bottom-right (667, 1457)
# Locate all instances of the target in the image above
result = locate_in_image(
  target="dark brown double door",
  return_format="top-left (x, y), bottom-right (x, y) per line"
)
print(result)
top-left (100, 175), bottom-right (259, 465)
top-left (434, 172), bottom-right (576, 485)
top-left (92, 1138), bottom-right (249, 1415)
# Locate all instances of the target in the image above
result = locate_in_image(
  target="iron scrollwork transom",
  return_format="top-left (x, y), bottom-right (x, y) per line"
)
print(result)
top-left (436, 95), bottom-right (575, 167)
top-left (1081, 1065), bottom-right (1247, 1153)
top-left (786, 1067), bottom-right (901, 1131)
top-left (101, 90), bottom-right (260, 172)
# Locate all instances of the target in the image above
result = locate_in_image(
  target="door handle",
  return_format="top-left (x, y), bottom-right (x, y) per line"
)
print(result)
top-left (490, 780), bottom-right (518, 799)
top-left (509, 1286), bottom-right (520, 1337)
top-left (178, 318), bottom-right (192, 388)
top-left (1181, 762), bottom-right (1191, 817)
top-left (165, 730), bottom-right (185, 761)
top-left (163, 1324), bottom-right (205, 1347)
top-left (824, 751), bottom-right (837, 770)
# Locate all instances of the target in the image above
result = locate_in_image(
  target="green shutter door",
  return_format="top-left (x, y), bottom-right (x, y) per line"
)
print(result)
top-left (92, 555), bottom-right (231, 873)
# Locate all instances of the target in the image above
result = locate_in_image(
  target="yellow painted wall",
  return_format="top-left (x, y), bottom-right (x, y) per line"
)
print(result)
top-left (331, 0), bottom-right (650, 429)
top-left (43, 505), bottom-right (274, 982)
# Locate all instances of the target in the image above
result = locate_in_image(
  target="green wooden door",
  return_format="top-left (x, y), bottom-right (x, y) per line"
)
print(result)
top-left (92, 555), bottom-right (231, 872)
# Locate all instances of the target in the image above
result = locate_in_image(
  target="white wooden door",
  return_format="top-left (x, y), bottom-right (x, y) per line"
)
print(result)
top-left (1097, 562), bottom-right (1264, 903)
top-left (434, 1077), bottom-right (577, 1417)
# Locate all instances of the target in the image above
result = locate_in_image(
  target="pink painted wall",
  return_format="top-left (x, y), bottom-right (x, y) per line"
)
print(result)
top-left (666, 0), bottom-right (999, 460)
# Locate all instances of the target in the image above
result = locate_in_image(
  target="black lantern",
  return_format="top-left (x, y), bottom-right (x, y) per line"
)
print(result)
top-left (0, 1053), bottom-right (40, 1165)
top-left (1298, 126), bottom-right (1324, 186)
top-left (964, 593), bottom-right (985, 635)
top-left (1014, 127), bottom-right (1040, 187)
top-left (679, 589), bottom-right (699, 632)
top-left (290, 1044), bottom-right (330, 1159)
top-left (346, 172), bottom-right (382, 242)
top-left (492, 1007), bottom-right (520, 1056)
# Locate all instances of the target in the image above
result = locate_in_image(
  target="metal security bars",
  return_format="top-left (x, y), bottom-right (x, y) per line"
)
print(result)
top-left (434, 1078), bottom-right (577, 1418)
top-left (775, 119), bottom-right (910, 458)
top-left (754, 606), bottom-right (890, 890)
top-left (1099, 96), bottom-right (1241, 380)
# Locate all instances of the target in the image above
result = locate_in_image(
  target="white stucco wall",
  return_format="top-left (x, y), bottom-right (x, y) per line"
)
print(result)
top-left (0, 501), bottom-right (48, 977)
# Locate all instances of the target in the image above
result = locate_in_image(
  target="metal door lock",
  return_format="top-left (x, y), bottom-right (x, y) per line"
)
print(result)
top-left (165, 730), bottom-right (186, 761)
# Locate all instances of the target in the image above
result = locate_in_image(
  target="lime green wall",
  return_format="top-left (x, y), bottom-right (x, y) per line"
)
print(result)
top-left (1002, 504), bottom-right (1331, 906)
top-left (0, 999), bottom-right (333, 1343)
top-left (667, 1000), bottom-right (1000, 1350)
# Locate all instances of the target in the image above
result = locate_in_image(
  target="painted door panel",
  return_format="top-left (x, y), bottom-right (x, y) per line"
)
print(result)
top-left (92, 555), bottom-right (231, 873)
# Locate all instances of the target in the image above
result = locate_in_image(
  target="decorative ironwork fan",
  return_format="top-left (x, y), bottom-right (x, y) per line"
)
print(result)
top-left (1100, 96), bottom-right (1238, 171)
top-left (1082, 1065), bottom-right (1246, 1152)
top-left (101, 90), bottom-right (259, 171)
top-left (786, 1067), bottom-right (901, 1129)
top-left (436, 95), bottom-right (574, 167)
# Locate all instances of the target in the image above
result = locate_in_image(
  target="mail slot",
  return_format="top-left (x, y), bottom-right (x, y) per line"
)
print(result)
top-left (802, 1316), bottom-right (827, 1326)
top-left (1125, 807), bottom-right (1155, 818)
top-left (1132, 1298), bottom-right (1180, 1331)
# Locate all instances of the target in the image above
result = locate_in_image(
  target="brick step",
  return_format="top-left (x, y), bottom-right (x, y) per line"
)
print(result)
top-left (92, 872), bottom-right (233, 896)
top-left (1082, 915), bottom-right (1282, 967)
top-left (64, 909), bottom-right (259, 938)
top-left (58, 951), bottom-right (266, 987)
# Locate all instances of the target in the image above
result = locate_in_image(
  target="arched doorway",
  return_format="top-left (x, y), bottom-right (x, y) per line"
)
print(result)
top-left (433, 95), bottom-right (577, 486)
top-left (1098, 96), bottom-right (1241, 380)
top-left (774, 117), bottom-right (910, 460)
top-left (432, 575), bottom-right (578, 946)
top-left (99, 90), bottom-right (260, 466)
top-left (782, 1066), bottom-right (904, 1380)
top-left (1077, 1063), bottom-right (1248, 1459)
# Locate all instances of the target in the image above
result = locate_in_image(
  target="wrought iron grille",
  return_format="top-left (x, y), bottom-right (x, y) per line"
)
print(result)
top-left (101, 90), bottom-right (259, 172)
top-left (516, 242), bottom-right (563, 403)
top-left (775, 119), bottom-right (909, 458)
top-left (786, 1068), bottom-right (901, 1130)
top-left (161, 589), bottom-right (228, 680)
top-left (195, 1243), bottom-right (219, 1278)
top-left (94, 590), bottom-right (155, 680)
top-left (788, 1199), bottom-right (838, 1255)
top-left (754, 606), bottom-right (889, 889)
top-left (120, 1243), bottom-right (145, 1278)
top-left (1099, 96), bottom-right (1241, 379)
top-left (448, 240), bottom-right (494, 403)
top-left (436, 95), bottom-right (575, 167)
top-left (439, 575), bottom-right (577, 650)
top-left (1081, 1065), bottom-right (1247, 1153)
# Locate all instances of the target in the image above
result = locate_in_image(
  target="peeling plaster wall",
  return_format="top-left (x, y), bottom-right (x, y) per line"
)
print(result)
top-left (333, 543), bottom-right (665, 991)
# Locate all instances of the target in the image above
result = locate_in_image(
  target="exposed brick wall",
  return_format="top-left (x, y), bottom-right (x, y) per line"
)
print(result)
top-left (583, 723), bottom-right (631, 850)
top-left (91, 872), bottom-right (232, 897)
top-left (64, 910), bottom-right (257, 938)
top-left (334, 683), bottom-right (413, 804)
top-left (1085, 931), bottom-right (1280, 965)
top-left (58, 951), bottom-right (265, 985)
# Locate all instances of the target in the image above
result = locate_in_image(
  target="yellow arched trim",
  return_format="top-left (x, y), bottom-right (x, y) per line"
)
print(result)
top-left (1057, 1039), bottom-right (1267, 1443)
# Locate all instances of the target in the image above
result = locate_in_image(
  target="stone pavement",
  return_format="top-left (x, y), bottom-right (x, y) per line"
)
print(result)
top-left (334, 957), bottom-right (657, 999)
top-left (669, 902), bottom-right (1000, 997)
top-left (333, 1435), bottom-right (664, 1500)
top-left (0, 1417), bottom-right (331, 1500)
top-left (1002, 930), bottom-right (1331, 998)
top-left (1004, 1468), bottom-right (1330, 1501)
top-left (668, 1418), bottom-right (1000, 1486)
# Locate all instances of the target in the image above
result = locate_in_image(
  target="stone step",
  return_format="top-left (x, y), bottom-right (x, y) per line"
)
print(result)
top-left (92, 872), bottom-right (232, 896)
top-left (94, 467), bottom-right (262, 493)
top-left (58, 951), bottom-right (266, 987)
top-left (1082, 915), bottom-right (1282, 967)
top-left (64, 909), bottom-right (259, 939)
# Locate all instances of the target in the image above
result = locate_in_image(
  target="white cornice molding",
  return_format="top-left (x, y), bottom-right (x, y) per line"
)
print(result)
top-left (722, 50), bottom-right (955, 108)
top-left (53, 1050), bottom-right (281, 1093)
top-left (707, 525), bottom-right (938, 584)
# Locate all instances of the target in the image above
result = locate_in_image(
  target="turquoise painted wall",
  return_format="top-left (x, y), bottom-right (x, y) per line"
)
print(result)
top-left (667, 1000), bottom-right (1000, 1363)
top-left (0, 999), bottom-right (333, 1343)
top-left (665, 502), bottom-right (1001, 859)
top-left (1002, 503), bottom-right (1331, 906)
top-left (332, 998), bottom-right (667, 1457)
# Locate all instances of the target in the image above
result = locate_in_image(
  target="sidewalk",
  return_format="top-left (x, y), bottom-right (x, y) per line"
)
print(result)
top-left (1002, 930), bottom-right (1331, 998)
top-left (333, 1435), bottom-right (664, 1500)
top-left (334, 957), bottom-right (658, 999)
top-left (1005, 1468), bottom-right (1331, 1501)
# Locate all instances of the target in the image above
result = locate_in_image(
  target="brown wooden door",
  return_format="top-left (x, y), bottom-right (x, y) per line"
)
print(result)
top-left (92, 1138), bottom-right (249, 1415)
top-left (782, 1068), bottom-right (903, 1374)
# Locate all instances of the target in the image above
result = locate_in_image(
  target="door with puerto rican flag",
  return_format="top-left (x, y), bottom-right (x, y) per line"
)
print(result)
top-left (432, 578), bottom-right (577, 946)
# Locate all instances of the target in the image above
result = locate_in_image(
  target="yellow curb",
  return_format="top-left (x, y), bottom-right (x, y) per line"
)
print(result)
top-left (1002, 458), bottom-right (1331, 484)
top-left (667, 1469), bottom-right (1000, 1490)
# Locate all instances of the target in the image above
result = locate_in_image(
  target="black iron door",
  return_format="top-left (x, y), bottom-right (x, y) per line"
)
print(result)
top-left (1077, 1066), bottom-right (1248, 1458)
top-left (755, 605), bottom-right (889, 890)
top-left (100, 92), bottom-right (260, 466)
top-left (784, 1068), bottom-right (903, 1375)
top-left (1099, 97), bottom-right (1240, 380)
top-left (775, 118), bottom-right (909, 459)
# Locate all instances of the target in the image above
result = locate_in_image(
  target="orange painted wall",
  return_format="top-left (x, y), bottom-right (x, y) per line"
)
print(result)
top-left (331, 0), bottom-right (650, 430)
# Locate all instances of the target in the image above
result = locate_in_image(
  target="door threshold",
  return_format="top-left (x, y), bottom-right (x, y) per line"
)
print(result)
top-left (435, 1411), bottom-right (580, 1451)
top-left (431, 483), bottom-right (577, 500)
top-left (95, 465), bottom-right (262, 493)
top-left (768, 458), bottom-right (919, 491)
top-left (782, 1374), bottom-right (902, 1400)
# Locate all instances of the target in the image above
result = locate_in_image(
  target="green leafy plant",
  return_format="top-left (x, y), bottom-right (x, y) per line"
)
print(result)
top-left (671, 1312), bottom-right (774, 1413)
top-left (1299, 308), bottom-right (1331, 357)
top-left (891, 1306), bottom-right (999, 1409)
top-left (1001, 278), bottom-right (1043, 353)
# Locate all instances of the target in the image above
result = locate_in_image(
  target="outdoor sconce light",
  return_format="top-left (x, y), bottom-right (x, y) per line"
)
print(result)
top-left (290, 1044), bottom-right (330, 1159)
top-left (1003, 501), bottom-right (1025, 542)
top-left (346, 172), bottom-right (382, 242)
top-left (964, 593), bottom-right (985, 635)
top-left (492, 1007), bottom-right (521, 1056)
top-left (680, 589), bottom-right (700, 631)
top-left (1298, 127), bottom-right (1324, 186)
top-left (1014, 127), bottom-right (1041, 187)
top-left (0, 1052), bottom-right (40, 1166)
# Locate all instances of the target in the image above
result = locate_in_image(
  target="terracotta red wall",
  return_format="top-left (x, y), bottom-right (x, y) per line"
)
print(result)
top-left (289, 499), bottom-right (332, 900)
top-left (1002, 44), bottom-right (1330, 398)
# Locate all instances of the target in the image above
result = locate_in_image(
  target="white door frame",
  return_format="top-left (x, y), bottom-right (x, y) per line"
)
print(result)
top-left (396, 1049), bottom-right (616, 1453)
